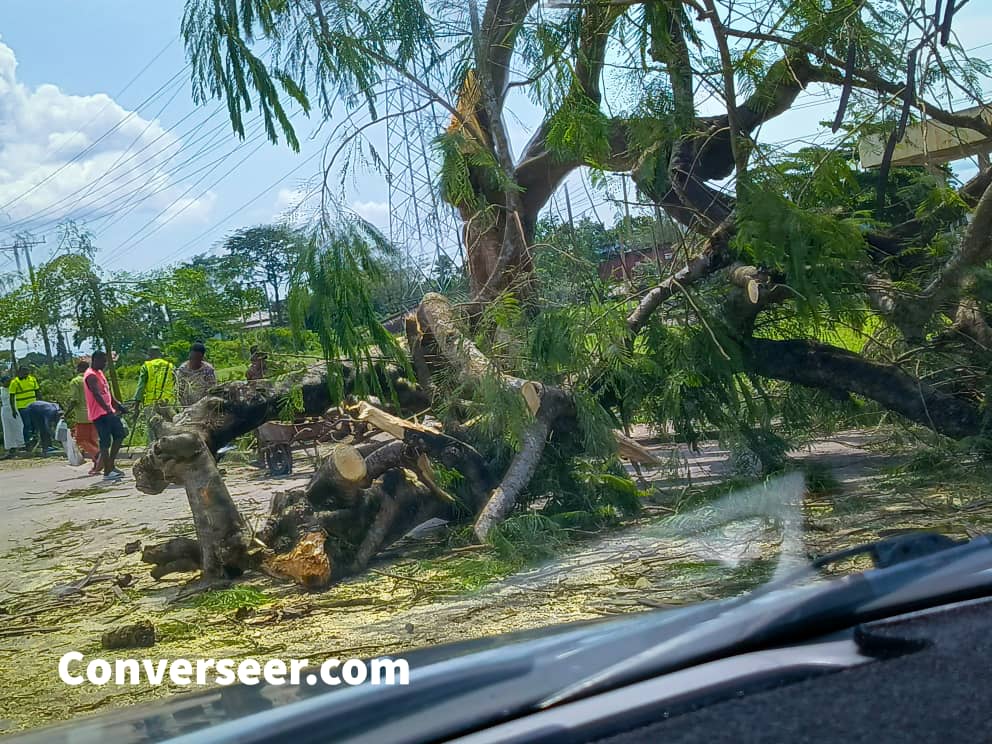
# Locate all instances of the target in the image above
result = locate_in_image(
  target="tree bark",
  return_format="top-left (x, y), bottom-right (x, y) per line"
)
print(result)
top-left (473, 411), bottom-right (552, 542)
top-left (172, 362), bottom-right (428, 455)
top-left (303, 444), bottom-right (368, 506)
top-left (133, 432), bottom-right (250, 580)
top-left (626, 222), bottom-right (734, 333)
top-left (743, 338), bottom-right (984, 440)
top-left (363, 440), bottom-right (406, 479)
top-left (140, 537), bottom-right (202, 580)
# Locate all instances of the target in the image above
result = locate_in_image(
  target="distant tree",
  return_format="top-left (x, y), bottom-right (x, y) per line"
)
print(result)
top-left (221, 224), bottom-right (307, 324)
top-left (56, 220), bottom-right (97, 258)
top-left (0, 287), bottom-right (32, 369)
top-left (610, 215), bottom-right (681, 257)
top-left (136, 258), bottom-right (264, 347)
top-left (430, 254), bottom-right (466, 295)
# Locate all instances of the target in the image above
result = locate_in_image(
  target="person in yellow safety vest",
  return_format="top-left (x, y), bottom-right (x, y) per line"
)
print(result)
top-left (132, 347), bottom-right (175, 407)
top-left (8, 365), bottom-right (40, 445)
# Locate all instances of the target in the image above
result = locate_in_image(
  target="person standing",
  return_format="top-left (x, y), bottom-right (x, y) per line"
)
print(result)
top-left (133, 346), bottom-right (175, 407)
top-left (132, 346), bottom-right (176, 439)
top-left (175, 342), bottom-right (217, 407)
top-left (246, 345), bottom-right (268, 382)
top-left (8, 366), bottom-right (39, 445)
top-left (66, 360), bottom-right (102, 474)
top-left (0, 374), bottom-right (25, 457)
top-left (85, 351), bottom-right (128, 482)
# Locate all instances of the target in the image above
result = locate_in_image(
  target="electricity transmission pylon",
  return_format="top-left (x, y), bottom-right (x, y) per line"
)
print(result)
top-left (383, 70), bottom-right (463, 287)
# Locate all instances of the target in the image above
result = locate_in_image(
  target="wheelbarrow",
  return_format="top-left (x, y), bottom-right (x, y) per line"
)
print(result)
top-left (256, 419), bottom-right (338, 476)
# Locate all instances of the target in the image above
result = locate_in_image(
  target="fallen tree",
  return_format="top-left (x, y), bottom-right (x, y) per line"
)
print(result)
top-left (135, 391), bottom-right (490, 586)
top-left (134, 299), bottom-right (661, 584)
top-left (134, 0), bottom-right (992, 590)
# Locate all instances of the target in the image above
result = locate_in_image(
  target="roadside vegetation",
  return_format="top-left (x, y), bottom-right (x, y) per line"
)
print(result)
top-left (3, 0), bottom-right (992, 731)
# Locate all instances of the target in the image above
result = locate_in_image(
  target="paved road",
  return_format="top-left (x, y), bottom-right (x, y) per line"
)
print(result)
top-left (0, 455), bottom-right (311, 595)
top-left (0, 431), bottom-right (889, 596)
top-left (2, 429), bottom-right (925, 732)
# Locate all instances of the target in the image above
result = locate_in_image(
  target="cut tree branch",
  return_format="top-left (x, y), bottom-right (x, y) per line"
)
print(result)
top-left (627, 221), bottom-right (734, 333)
top-left (743, 338), bottom-right (984, 439)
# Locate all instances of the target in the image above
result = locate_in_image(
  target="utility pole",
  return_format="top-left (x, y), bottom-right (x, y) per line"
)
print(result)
top-left (563, 183), bottom-right (576, 232)
top-left (0, 241), bottom-right (22, 274)
top-left (0, 235), bottom-right (46, 279)
top-left (0, 235), bottom-right (52, 366)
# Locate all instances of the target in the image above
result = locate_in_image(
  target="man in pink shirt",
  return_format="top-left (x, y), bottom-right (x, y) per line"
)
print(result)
top-left (84, 350), bottom-right (129, 481)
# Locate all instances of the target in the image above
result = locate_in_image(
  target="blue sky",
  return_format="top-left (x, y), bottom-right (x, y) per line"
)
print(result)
top-left (0, 2), bottom-right (366, 276)
top-left (0, 1), bottom-right (989, 285)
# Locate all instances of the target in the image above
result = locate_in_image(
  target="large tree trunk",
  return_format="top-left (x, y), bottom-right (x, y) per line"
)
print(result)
top-left (133, 351), bottom-right (497, 586)
top-left (414, 292), bottom-right (656, 540)
top-left (170, 362), bottom-right (429, 455)
top-left (133, 432), bottom-right (250, 580)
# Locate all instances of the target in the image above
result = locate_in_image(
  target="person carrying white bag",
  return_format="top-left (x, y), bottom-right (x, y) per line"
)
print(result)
top-left (64, 426), bottom-right (85, 466)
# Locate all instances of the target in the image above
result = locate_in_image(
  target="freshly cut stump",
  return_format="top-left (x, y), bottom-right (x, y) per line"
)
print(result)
top-left (263, 531), bottom-right (332, 589)
top-left (304, 444), bottom-right (369, 506)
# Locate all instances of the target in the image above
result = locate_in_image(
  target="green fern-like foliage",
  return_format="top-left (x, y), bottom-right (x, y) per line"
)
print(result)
top-left (733, 183), bottom-right (868, 326)
top-left (287, 215), bottom-right (408, 403)
top-left (435, 130), bottom-right (519, 213)
top-left (182, 0), bottom-right (440, 151)
top-left (545, 94), bottom-right (612, 166)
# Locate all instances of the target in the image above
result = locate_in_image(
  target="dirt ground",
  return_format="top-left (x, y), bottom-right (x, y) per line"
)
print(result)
top-left (2, 431), bottom-right (990, 735)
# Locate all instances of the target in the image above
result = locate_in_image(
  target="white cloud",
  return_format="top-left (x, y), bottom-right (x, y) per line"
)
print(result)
top-left (272, 187), bottom-right (311, 223)
top-left (350, 199), bottom-right (390, 232)
top-left (0, 37), bottom-right (214, 232)
top-left (154, 191), bottom-right (218, 226)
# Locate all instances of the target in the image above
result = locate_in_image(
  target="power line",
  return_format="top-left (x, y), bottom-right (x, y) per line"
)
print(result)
top-left (86, 114), bottom-right (248, 237)
top-left (0, 77), bottom-right (202, 234)
top-left (80, 112), bottom-right (235, 234)
top-left (0, 37), bottom-right (177, 223)
top-left (100, 107), bottom-right (310, 265)
top-left (100, 121), bottom-right (273, 265)
top-left (145, 148), bottom-right (324, 270)
top-left (0, 53), bottom-right (191, 219)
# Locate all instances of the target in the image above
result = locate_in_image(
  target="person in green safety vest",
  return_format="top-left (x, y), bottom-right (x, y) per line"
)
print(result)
top-left (132, 346), bottom-right (176, 408)
top-left (8, 366), bottom-right (40, 446)
top-left (132, 347), bottom-right (176, 442)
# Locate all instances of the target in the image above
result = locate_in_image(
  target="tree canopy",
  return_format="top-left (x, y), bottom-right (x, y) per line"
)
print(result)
top-left (222, 224), bottom-right (308, 323)
top-left (175, 0), bottom-right (992, 454)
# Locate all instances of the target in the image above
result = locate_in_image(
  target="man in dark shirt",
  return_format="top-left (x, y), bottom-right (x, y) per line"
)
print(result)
top-left (23, 400), bottom-right (62, 455)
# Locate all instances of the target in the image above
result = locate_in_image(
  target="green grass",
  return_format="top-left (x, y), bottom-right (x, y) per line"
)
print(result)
top-left (797, 461), bottom-right (843, 496)
top-left (189, 587), bottom-right (275, 612)
top-left (876, 448), bottom-right (992, 498)
top-left (721, 556), bottom-right (779, 594)
top-left (669, 474), bottom-right (766, 514)
top-left (57, 485), bottom-right (111, 501)
top-left (488, 514), bottom-right (568, 562)
top-left (155, 619), bottom-right (205, 643)
top-left (32, 519), bottom-right (114, 542)
top-left (412, 554), bottom-right (526, 593)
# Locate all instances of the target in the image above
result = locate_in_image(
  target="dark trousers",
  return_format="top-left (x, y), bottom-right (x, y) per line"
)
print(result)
top-left (20, 410), bottom-right (34, 445)
top-left (25, 406), bottom-right (54, 449)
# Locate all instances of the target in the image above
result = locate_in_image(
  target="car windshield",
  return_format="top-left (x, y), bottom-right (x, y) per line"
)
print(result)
top-left (1, 0), bottom-right (992, 738)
